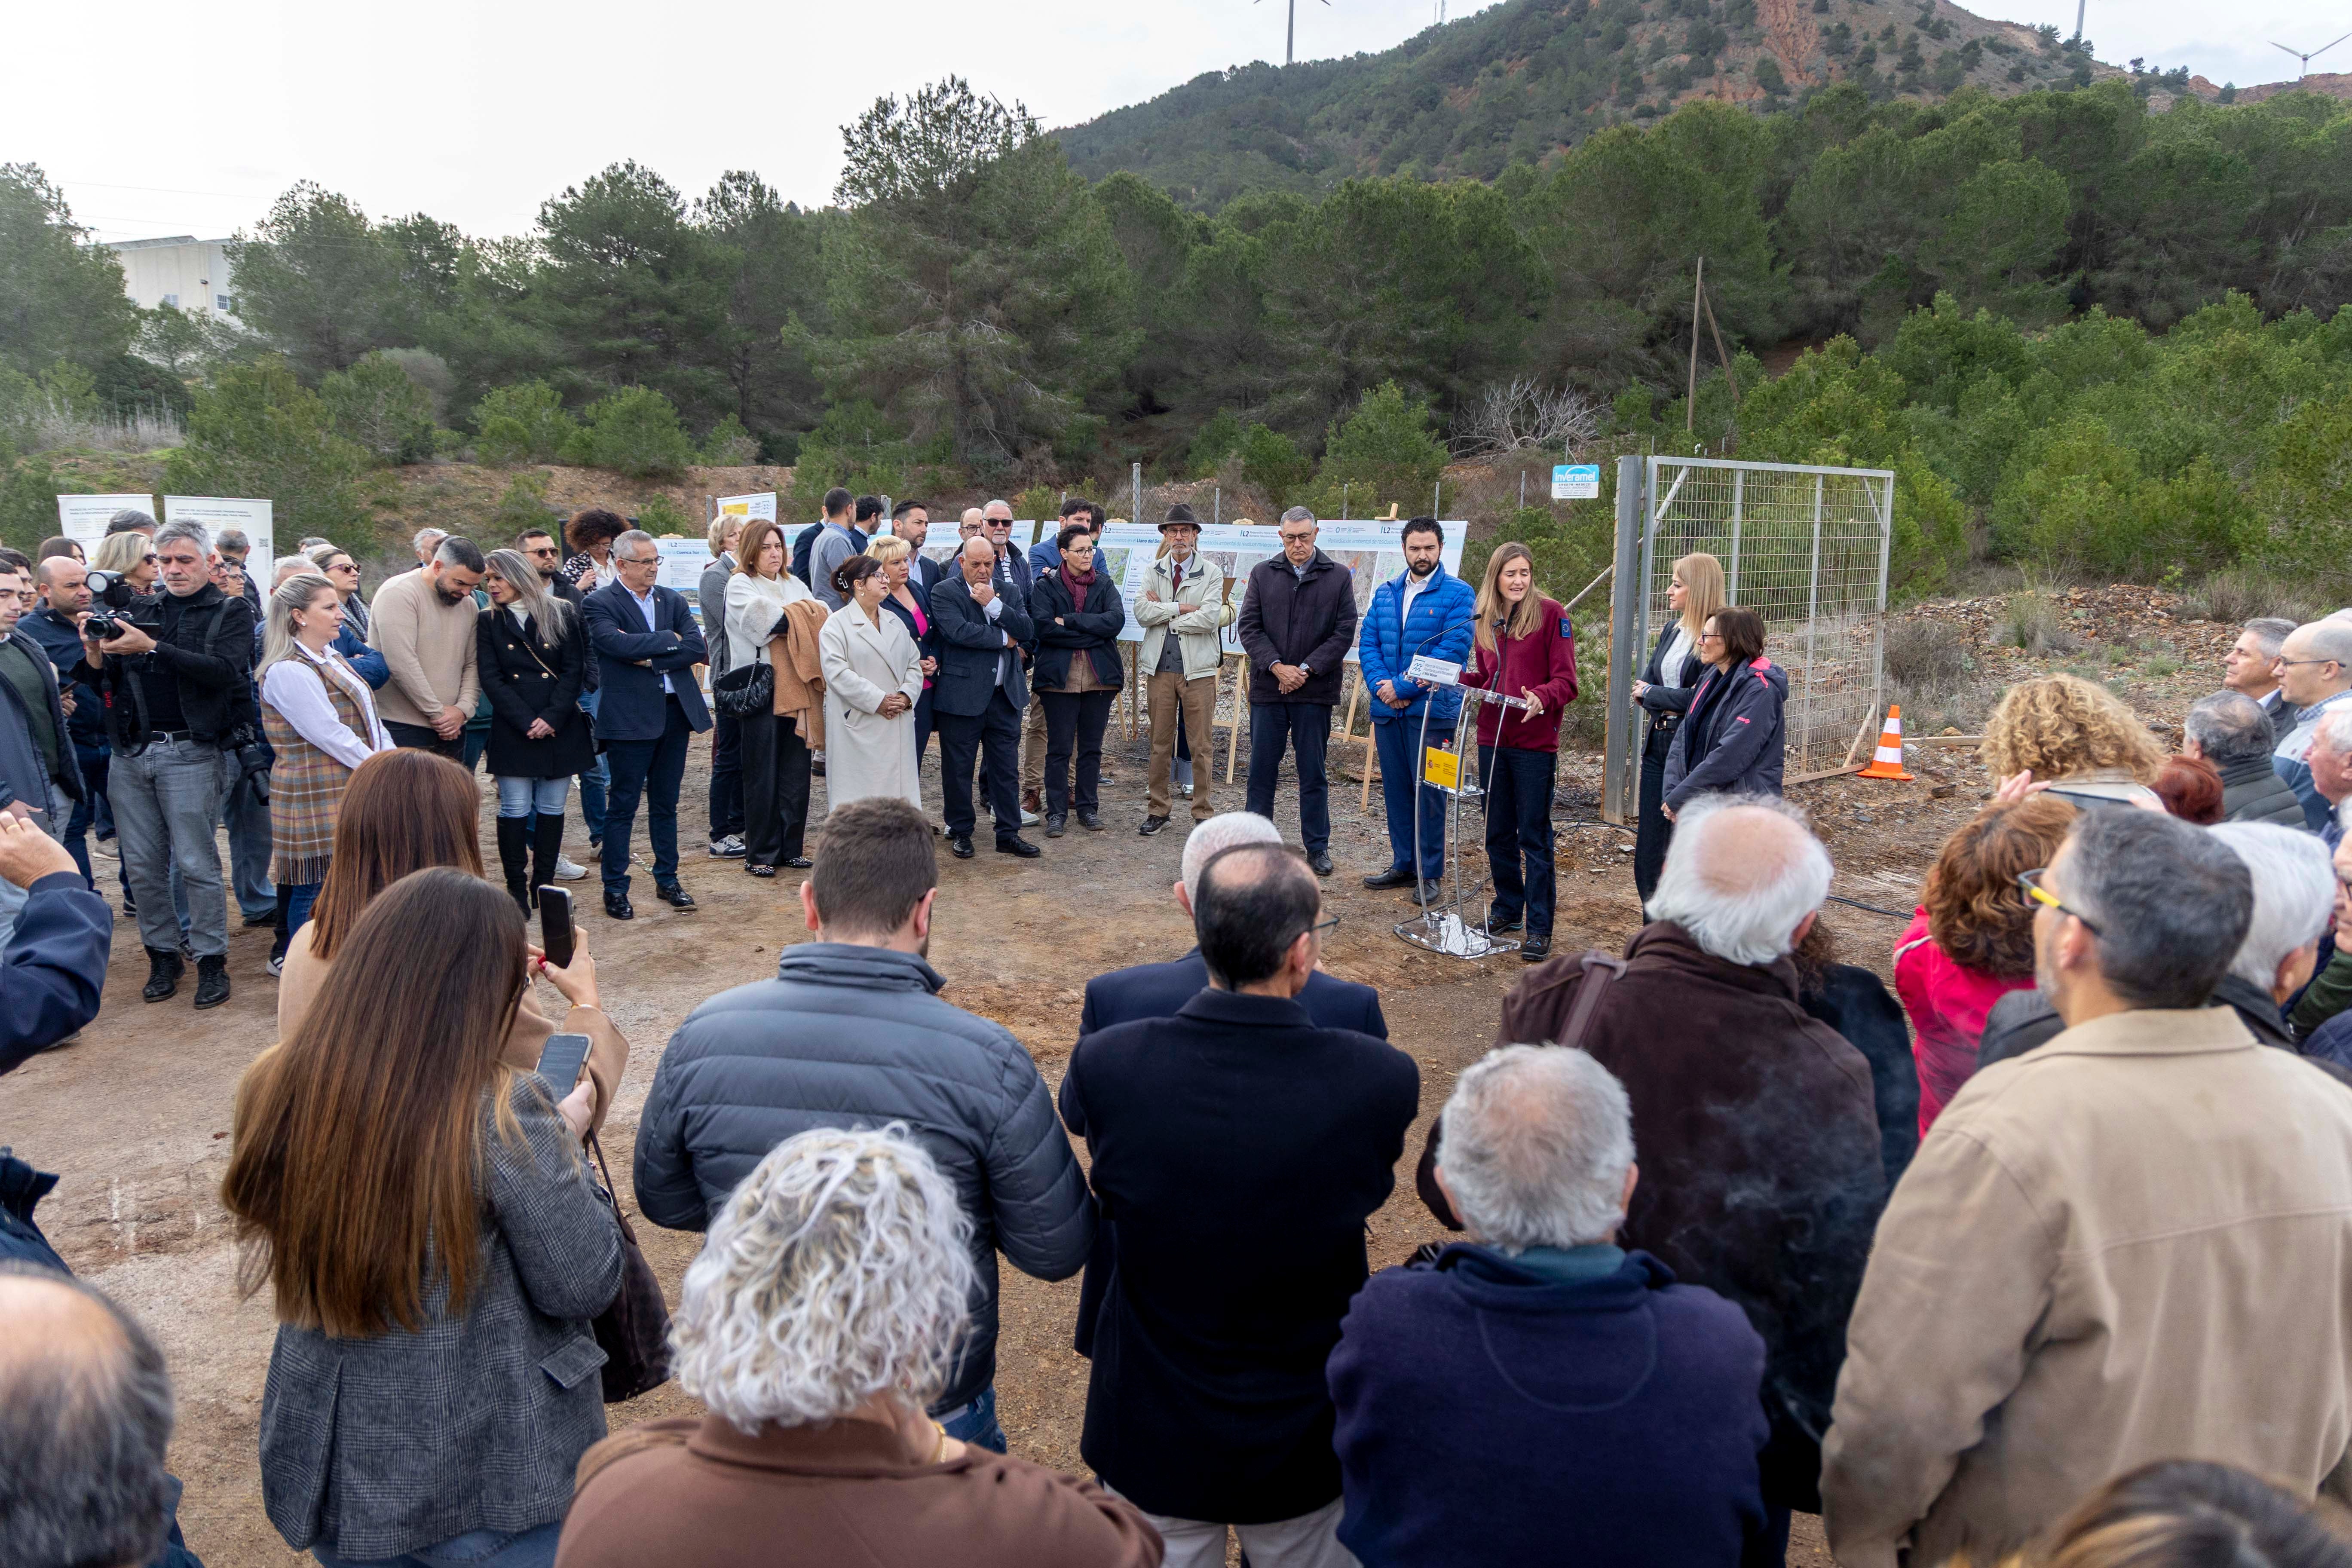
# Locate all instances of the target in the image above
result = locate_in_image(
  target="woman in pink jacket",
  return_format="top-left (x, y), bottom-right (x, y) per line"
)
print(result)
top-left (1894, 794), bottom-right (2076, 1133)
top-left (1462, 544), bottom-right (1580, 963)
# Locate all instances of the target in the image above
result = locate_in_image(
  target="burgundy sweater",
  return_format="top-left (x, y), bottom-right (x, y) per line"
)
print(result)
top-left (1461, 595), bottom-right (1579, 752)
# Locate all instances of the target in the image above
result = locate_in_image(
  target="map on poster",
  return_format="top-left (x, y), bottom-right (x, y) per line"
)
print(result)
top-left (713, 491), bottom-right (777, 524)
top-left (56, 493), bottom-right (157, 551)
top-left (1092, 519), bottom-right (1467, 662)
top-left (162, 496), bottom-right (274, 585)
top-left (655, 538), bottom-right (710, 606)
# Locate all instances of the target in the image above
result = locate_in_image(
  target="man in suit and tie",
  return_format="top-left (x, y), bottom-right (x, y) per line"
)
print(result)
top-left (931, 535), bottom-right (1040, 861)
top-left (582, 529), bottom-right (711, 919)
top-left (1080, 810), bottom-right (1387, 1039)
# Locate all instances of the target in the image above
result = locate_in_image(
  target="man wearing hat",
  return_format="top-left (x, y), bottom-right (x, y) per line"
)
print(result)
top-left (1134, 504), bottom-right (1233, 833)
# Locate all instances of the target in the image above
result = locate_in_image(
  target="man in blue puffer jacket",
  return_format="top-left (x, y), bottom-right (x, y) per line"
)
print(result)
top-left (1358, 519), bottom-right (1476, 897)
top-left (633, 796), bottom-right (1091, 1455)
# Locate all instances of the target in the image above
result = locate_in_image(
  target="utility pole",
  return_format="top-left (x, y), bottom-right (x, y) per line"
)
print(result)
top-left (1686, 256), bottom-right (1705, 433)
top-left (2073, 0), bottom-right (2085, 43)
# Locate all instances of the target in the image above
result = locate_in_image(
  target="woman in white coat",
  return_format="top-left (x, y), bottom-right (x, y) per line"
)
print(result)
top-left (818, 554), bottom-right (925, 813)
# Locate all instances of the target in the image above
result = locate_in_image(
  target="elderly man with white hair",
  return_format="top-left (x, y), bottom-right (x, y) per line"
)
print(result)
top-left (1076, 811), bottom-right (1386, 1037)
top-left (559, 1127), bottom-right (1161, 1568)
top-left (1330, 1045), bottom-right (1776, 1568)
top-left (1471, 794), bottom-right (1883, 1547)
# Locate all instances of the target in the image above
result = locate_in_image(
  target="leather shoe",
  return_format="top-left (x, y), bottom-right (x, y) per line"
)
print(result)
top-left (1520, 932), bottom-right (1552, 963)
top-left (996, 835), bottom-right (1043, 858)
top-left (1139, 815), bottom-right (1170, 836)
top-left (1363, 865), bottom-right (1416, 889)
top-left (1308, 851), bottom-right (1334, 876)
top-left (783, 856), bottom-right (812, 869)
top-left (603, 892), bottom-right (634, 920)
top-left (655, 884), bottom-right (696, 910)
top-left (949, 834), bottom-right (976, 859)
top-left (1486, 910), bottom-right (1524, 935)
top-left (1045, 813), bottom-right (1067, 839)
top-left (1414, 879), bottom-right (1444, 903)
top-left (1076, 810), bottom-right (1103, 831)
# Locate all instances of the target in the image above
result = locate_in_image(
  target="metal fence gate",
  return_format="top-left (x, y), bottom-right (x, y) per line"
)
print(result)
top-left (1602, 454), bottom-right (1897, 824)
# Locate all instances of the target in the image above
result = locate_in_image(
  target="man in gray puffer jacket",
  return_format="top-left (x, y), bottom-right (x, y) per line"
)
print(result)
top-left (634, 797), bottom-right (1091, 1452)
top-left (2186, 691), bottom-right (2308, 828)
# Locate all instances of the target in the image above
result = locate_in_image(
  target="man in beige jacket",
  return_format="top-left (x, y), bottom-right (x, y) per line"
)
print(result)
top-left (366, 535), bottom-right (484, 761)
top-left (1135, 505), bottom-right (1232, 833)
top-left (1823, 807), bottom-right (2352, 1568)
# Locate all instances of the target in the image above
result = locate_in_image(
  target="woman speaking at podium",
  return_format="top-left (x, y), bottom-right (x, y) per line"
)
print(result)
top-left (1462, 543), bottom-right (1578, 963)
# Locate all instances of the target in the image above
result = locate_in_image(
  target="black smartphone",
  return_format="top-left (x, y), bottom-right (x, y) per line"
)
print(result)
top-left (536, 1032), bottom-right (592, 1093)
top-left (537, 886), bottom-right (574, 969)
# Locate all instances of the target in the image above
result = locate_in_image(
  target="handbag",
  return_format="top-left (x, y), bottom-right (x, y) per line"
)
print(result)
top-left (1414, 949), bottom-right (1627, 1230)
top-left (585, 1131), bottom-right (672, 1403)
top-left (712, 659), bottom-right (773, 718)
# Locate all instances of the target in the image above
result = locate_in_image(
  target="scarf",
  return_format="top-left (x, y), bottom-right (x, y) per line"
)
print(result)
top-left (1059, 561), bottom-right (1096, 603)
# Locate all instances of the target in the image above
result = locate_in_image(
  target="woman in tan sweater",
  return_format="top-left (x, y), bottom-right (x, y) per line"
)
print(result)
top-left (277, 749), bottom-right (627, 1131)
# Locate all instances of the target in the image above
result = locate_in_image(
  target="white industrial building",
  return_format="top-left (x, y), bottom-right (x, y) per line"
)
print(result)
top-left (109, 236), bottom-right (239, 319)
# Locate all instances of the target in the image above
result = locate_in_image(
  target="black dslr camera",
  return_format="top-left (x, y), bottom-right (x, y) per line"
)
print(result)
top-left (82, 570), bottom-right (161, 642)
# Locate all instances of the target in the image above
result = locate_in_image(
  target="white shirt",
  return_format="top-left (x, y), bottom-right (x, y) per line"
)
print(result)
top-left (628, 584), bottom-right (672, 694)
top-left (1660, 624), bottom-right (1695, 689)
top-left (980, 591), bottom-right (1010, 685)
top-left (1400, 570), bottom-right (1433, 626)
top-left (260, 643), bottom-right (393, 769)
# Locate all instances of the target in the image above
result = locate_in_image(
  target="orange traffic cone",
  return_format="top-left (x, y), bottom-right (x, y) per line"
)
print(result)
top-left (1857, 704), bottom-right (1914, 781)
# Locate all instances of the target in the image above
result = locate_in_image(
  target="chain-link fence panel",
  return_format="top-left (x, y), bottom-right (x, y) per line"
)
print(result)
top-left (1606, 457), bottom-right (1894, 816)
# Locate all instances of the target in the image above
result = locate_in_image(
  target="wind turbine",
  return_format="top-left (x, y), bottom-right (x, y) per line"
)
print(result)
top-left (1255, 0), bottom-right (1331, 67)
top-left (2272, 30), bottom-right (2352, 77)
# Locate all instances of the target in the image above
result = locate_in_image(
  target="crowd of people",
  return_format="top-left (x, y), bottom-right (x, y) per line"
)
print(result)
top-left (18, 510), bottom-right (2352, 1568)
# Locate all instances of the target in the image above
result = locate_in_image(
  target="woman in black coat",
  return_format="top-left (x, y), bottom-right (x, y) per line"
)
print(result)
top-left (479, 549), bottom-right (596, 912)
top-left (1031, 522), bottom-right (1127, 837)
top-left (1627, 551), bottom-right (1724, 901)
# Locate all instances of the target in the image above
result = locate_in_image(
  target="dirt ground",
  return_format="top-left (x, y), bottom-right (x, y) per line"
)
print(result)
top-left (2, 585), bottom-right (2229, 1567)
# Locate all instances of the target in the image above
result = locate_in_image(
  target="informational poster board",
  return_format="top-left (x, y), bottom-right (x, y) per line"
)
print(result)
top-left (1553, 464), bottom-right (1600, 500)
top-left (713, 491), bottom-right (777, 524)
top-left (1093, 518), bottom-right (1467, 663)
top-left (654, 538), bottom-right (710, 608)
top-left (162, 496), bottom-right (273, 585)
top-left (56, 493), bottom-right (158, 552)
top-left (882, 519), bottom-right (1044, 570)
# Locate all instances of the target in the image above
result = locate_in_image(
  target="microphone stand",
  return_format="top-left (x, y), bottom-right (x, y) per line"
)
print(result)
top-left (1396, 682), bottom-right (1528, 960)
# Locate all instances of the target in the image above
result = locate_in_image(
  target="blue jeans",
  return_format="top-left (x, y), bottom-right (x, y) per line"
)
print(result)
top-left (222, 758), bottom-right (276, 918)
top-left (281, 880), bottom-right (322, 937)
top-left (1246, 701), bottom-right (1332, 854)
top-left (64, 744), bottom-right (107, 887)
top-left (112, 736), bottom-right (230, 958)
top-left (496, 776), bottom-right (570, 817)
top-left (576, 692), bottom-right (607, 842)
top-left (600, 696), bottom-right (693, 896)
top-left (935, 1384), bottom-right (1007, 1455)
top-left (1480, 744), bottom-right (1556, 935)
top-left (312, 1519), bottom-right (562, 1568)
top-left (1373, 719), bottom-right (1448, 879)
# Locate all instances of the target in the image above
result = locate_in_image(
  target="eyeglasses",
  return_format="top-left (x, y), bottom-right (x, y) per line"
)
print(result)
top-left (617, 554), bottom-right (658, 567)
top-left (524, 546), bottom-right (557, 558)
top-left (1308, 915), bottom-right (1340, 940)
top-left (328, 560), bottom-right (359, 573)
top-left (2280, 658), bottom-right (2341, 670)
top-left (2015, 867), bottom-right (2100, 935)
top-left (1698, 631), bottom-right (1724, 644)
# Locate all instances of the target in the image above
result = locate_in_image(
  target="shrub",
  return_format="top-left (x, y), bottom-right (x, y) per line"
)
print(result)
top-left (376, 349), bottom-right (455, 421)
top-left (473, 380), bottom-right (579, 467)
top-left (0, 455), bottom-right (77, 553)
top-left (701, 413), bottom-right (759, 466)
top-left (637, 492), bottom-right (693, 536)
top-left (562, 386), bottom-right (697, 478)
top-left (1304, 380), bottom-right (1449, 518)
top-left (1884, 617), bottom-right (1973, 692)
top-left (2179, 569), bottom-right (2327, 628)
top-left (320, 351), bottom-right (438, 465)
top-left (1015, 485), bottom-right (1060, 523)
top-left (490, 470), bottom-right (558, 539)
top-left (1190, 409), bottom-right (1244, 475)
top-left (163, 358), bottom-right (369, 539)
top-left (1237, 422), bottom-right (1312, 506)
top-left (1996, 589), bottom-right (2082, 655)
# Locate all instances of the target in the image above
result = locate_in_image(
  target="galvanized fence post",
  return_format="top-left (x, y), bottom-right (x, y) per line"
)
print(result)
top-left (1603, 455), bottom-right (1646, 825)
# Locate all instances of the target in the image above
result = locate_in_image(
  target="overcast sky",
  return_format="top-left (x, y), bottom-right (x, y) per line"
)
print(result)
top-left (6, 0), bottom-right (2344, 246)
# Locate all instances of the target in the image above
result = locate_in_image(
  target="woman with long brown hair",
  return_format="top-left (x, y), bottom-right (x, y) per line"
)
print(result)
top-left (225, 867), bottom-right (622, 1568)
top-left (726, 516), bottom-right (815, 876)
top-left (1627, 551), bottom-right (1724, 900)
top-left (275, 748), bottom-right (626, 1131)
top-left (1461, 542), bottom-right (1578, 962)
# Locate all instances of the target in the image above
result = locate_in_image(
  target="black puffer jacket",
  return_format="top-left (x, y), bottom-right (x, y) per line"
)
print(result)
top-left (632, 942), bottom-right (1093, 1412)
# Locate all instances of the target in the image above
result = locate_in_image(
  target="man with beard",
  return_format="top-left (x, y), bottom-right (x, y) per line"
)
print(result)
top-left (1357, 518), bottom-right (1474, 902)
top-left (366, 535), bottom-right (485, 760)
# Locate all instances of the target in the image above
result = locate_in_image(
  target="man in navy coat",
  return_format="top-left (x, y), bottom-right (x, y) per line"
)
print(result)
top-left (582, 530), bottom-right (710, 920)
top-left (1080, 810), bottom-right (1386, 1039)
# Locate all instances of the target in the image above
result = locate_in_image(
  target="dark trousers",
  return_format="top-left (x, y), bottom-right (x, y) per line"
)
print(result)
top-left (1635, 726), bottom-right (1676, 902)
top-left (938, 689), bottom-right (1023, 842)
top-left (1246, 701), bottom-right (1332, 854)
top-left (600, 696), bottom-right (693, 896)
top-left (1041, 689), bottom-right (1116, 816)
top-left (386, 720), bottom-right (465, 762)
top-left (1373, 718), bottom-right (1448, 878)
top-left (913, 687), bottom-right (935, 766)
top-left (707, 707), bottom-right (744, 842)
top-left (64, 744), bottom-right (107, 887)
top-left (739, 710), bottom-right (811, 868)
top-left (1481, 744), bottom-right (1557, 935)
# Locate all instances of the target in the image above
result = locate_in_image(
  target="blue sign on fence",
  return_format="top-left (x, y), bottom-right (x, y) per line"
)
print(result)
top-left (1552, 464), bottom-right (1601, 500)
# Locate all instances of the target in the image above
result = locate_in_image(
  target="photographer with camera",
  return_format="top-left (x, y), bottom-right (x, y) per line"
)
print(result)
top-left (72, 520), bottom-right (257, 1010)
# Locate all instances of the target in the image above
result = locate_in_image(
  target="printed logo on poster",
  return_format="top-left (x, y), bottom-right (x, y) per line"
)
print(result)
top-left (1552, 464), bottom-right (1600, 500)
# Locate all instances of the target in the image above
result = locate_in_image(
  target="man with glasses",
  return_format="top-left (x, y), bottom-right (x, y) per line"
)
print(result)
top-left (1060, 839), bottom-right (1417, 1568)
top-left (1235, 507), bottom-right (1359, 876)
top-left (2271, 619), bottom-right (2352, 830)
top-left (20, 556), bottom-right (107, 888)
top-left (1825, 807), bottom-right (2352, 1568)
top-left (73, 520), bottom-right (257, 1008)
top-left (582, 529), bottom-right (710, 919)
top-left (365, 536), bottom-right (484, 760)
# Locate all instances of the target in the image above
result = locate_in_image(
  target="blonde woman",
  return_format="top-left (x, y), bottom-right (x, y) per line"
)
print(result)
top-left (1981, 673), bottom-right (2168, 810)
top-left (256, 569), bottom-right (393, 972)
top-left (1461, 543), bottom-right (1579, 962)
top-left (868, 533), bottom-right (941, 765)
top-left (726, 518), bottom-right (815, 874)
top-left (1628, 551), bottom-right (1725, 900)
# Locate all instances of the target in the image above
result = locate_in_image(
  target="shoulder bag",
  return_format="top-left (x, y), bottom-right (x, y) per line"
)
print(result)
top-left (584, 1131), bottom-right (672, 1403)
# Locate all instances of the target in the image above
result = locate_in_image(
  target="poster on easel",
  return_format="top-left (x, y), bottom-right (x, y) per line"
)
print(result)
top-left (1093, 519), bottom-right (1466, 663)
top-left (162, 496), bottom-right (274, 586)
top-left (712, 492), bottom-right (777, 525)
top-left (56, 493), bottom-right (159, 554)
